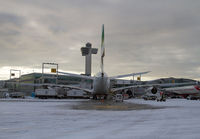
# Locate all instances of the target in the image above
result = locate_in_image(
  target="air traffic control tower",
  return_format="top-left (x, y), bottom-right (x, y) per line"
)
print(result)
top-left (81, 43), bottom-right (98, 76)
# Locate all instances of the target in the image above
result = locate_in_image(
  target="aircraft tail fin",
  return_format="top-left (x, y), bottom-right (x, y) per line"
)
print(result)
top-left (101, 24), bottom-right (105, 77)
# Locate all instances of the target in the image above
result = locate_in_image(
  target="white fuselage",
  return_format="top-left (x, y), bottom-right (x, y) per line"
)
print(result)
top-left (93, 72), bottom-right (110, 95)
top-left (165, 85), bottom-right (200, 95)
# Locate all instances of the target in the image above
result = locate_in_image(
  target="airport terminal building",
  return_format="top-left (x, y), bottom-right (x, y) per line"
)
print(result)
top-left (3, 73), bottom-right (93, 96)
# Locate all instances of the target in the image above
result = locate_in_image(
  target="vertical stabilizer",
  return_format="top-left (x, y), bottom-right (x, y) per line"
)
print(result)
top-left (101, 24), bottom-right (105, 77)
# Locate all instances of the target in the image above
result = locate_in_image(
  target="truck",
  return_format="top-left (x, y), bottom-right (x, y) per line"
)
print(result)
top-left (35, 88), bottom-right (66, 99)
top-left (35, 88), bottom-right (89, 99)
top-left (10, 92), bottom-right (25, 98)
top-left (114, 94), bottom-right (124, 102)
top-left (0, 88), bottom-right (9, 98)
top-left (156, 91), bottom-right (166, 102)
top-left (66, 89), bottom-right (89, 98)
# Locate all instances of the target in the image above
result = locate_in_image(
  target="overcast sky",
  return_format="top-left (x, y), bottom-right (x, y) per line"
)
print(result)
top-left (0, 0), bottom-right (200, 80)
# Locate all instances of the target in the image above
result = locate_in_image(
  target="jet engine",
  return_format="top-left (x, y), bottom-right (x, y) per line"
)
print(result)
top-left (125, 89), bottom-right (133, 98)
top-left (145, 86), bottom-right (158, 94)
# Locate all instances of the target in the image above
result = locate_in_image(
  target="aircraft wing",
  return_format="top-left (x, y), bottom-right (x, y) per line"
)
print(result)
top-left (111, 82), bottom-right (197, 93)
top-left (109, 71), bottom-right (150, 79)
top-left (6, 82), bottom-right (93, 93)
top-left (58, 71), bottom-right (94, 80)
top-left (111, 84), bottom-right (152, 93)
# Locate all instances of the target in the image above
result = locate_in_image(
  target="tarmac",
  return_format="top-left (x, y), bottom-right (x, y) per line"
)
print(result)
top-left (70, 100), bottom-right (164, 111)
top-left (1, 99), bottom-right (199, 139)
top-left (0, 98), bottom-right (165, 111)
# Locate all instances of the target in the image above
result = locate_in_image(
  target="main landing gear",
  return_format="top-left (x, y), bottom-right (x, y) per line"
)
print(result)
top-left (93, 94), bottom-right (107, 100)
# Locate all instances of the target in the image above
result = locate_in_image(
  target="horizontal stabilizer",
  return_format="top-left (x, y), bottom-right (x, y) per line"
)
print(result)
top-left (111, 82), bottom-right (197, 93)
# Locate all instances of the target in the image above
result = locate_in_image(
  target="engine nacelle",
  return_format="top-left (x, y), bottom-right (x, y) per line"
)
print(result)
top-left (145, 86), bottom-right (158, 94)
top-left (125, 89), bottom-right (133, 98)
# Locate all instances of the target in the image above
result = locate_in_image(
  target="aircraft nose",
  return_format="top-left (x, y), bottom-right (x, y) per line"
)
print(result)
top-left (194, 85), bottom-right (200, 91)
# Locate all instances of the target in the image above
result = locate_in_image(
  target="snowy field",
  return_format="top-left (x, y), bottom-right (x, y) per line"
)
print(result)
top-left (0, 99), bottom-right (200, 139)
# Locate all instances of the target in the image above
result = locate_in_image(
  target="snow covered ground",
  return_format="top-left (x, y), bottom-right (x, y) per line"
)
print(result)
top-left (0, 98), bottom-right (200, 139)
